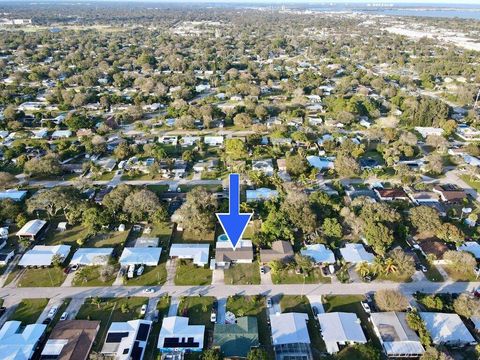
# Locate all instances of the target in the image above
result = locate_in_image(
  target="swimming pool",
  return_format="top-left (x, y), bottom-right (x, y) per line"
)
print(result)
top-left (218, 234), bottom-right (228, 242)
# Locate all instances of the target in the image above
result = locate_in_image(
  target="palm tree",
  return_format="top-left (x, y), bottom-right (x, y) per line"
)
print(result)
top-left (384, 258), bottom-right (398, 274)
top-left (91, 296), bottom-right (102, 309)
top-left (371, 257), bottom-right (385, 276)
top-left (355, 261), bottom-right (371, 278)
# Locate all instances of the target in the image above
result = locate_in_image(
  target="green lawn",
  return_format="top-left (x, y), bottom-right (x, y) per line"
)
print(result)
top-left (9, 298), bottom-right (49, 325)
top-left (146, 184), bottom-right (169, 194)
top-left (460, 175), bottom-right (480, 192)
top-left (323, 295), bottom-right (381, 350)
top-left (175, 260), bottom-right (212, 285)
top-left (144, 295), bottom-right (171, 360)
top-left (178, 296), bottom-right (215, 332)
top-left (72, 265), bottom-right (119, 286)
top-left (179, 184), bottom-right (222, 193)
top-left (76, 297), bottom-right (148, 352)
top-left (442, 265), bottom-right (478, 281)
top-left (271, 268), bottom-right (331, 285)
top-left (172, 228), bottom-right (215, 244)
top-left (224, 263), bottom-right (260, 285)
top-left (227, 295), bottom-right (273, 357)
top-left (279, 295), bottom-right (326, 356)
top-left (149, 223), bottom-right (173, 244)
top-left (87, 231), bottom-right (129, 248)
top-left (17, 267), bottom-right (66, 287)
top-left (124, 265), bottom-right (167, 286)
top-left (44, 222), bottom-right (90, 246)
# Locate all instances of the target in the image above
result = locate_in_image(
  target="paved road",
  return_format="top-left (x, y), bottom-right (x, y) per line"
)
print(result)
top-left (0, 281), bottom-right (478, 308)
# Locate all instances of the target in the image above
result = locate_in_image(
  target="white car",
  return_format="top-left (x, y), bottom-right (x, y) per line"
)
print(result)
top-left (70, 264), bottom-right (79, 272)
top-left (210, 312), bottom-right (217, 323)
top-left (140, 304), bottom-right (147, 316)
top-left (361, 301), bottom-right (371, 314)
top-left (60, 312), bottom-right (68, 321)
top-left (266, 298), bottom-right (272, 308)
top-left (47, 306), bottom-right (58, 319)
top-left (143, 288), bottom-right (155, 294)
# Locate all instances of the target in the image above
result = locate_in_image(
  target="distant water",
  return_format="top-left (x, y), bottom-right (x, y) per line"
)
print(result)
top-left (306, 3), bottom-right (480, 20)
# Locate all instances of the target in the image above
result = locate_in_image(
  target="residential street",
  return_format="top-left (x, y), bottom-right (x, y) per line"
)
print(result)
top-left (0, 280), bottom-right (478, 308)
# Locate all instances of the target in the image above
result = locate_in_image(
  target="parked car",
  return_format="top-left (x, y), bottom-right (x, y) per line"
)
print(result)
top-left (420, 265), bottom-right (427, 272)
top-left (143, 288), bottom-right (155, 294)
top-left (266, 298), bottom-right (272, 308)
top-left (140, 304), bottom-right (147, 316)
top-left (361, 301), bottom-right (371, 314)
top-left (42, 318), bottom-right (52, 325)
top-left (60, 312), bottom-right (68, 321)
top-left (260, 266), bottom-right (265, 275)
top-left (137, 265), bottom-right (145, 276)
top-left (312, 306), bottom-right (319, 318)
top-left (210, 312), bottom-right (217, 323)
top-left (0, 307), bottom-right (6, 316)
top-left (70, 264), bottom-right (79, 272)
top-left (63, 266), bottom-right (70, 274)
top-left (48, 306), bottom-right (58, 318)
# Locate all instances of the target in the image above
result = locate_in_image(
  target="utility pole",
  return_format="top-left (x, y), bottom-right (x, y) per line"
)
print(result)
top-left (475, 88), bottom-right (480, 109)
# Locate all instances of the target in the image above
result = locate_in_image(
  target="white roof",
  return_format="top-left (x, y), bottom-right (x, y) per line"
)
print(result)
top-left (169, 244), bottom-right (210, 266)
top-left (420, 312), bottom-right (476, 345)
top-left (307, 155), bottom-right (334, 170)
top-left (51, 130), bottom-right (72, 138)
top-left (370, 312), bottom-right (424, 356)
top-left (70, 248), bottom-right (113, 265)
top-left (318, 312), bottom-right (366, 343)
top-left (458, 241), bottom-right (480, 259)
top-left (270, 313), bottom-right (310, 346)
top-left (119, 247), bottom-right (161, 266)
top-left (246, 188), bottom-right (278, 202)
top-left (16, 219), bottom-right (47, 237)
top-left (300, 244), bottom-right (335, 264)
top-left (0, 321), bottom-right (46, 360)
top-left (216, 239), bottom-right (252, 249)
top-left (18, 245), bottom-right (71, 267)
top-left (134, 237), bottom-right (159, 248)
top-left (340, 243), bottom-right (375, 264)
top-left (158, 316), bottom-right (205, 350)
top-left (41, 339), bottom-right (68, 357)
top-left (102, 319), bottom-right (152, 360)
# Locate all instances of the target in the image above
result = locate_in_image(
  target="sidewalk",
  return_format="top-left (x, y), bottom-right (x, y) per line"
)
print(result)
top-left (0, 255), bottom-right (21, 288)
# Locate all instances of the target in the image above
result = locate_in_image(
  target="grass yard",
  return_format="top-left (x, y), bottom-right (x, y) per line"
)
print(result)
top-left (72, 265), bottom-right (119, 286)
top-left (271, 268), bottom-right (331, 285)
top-left (323, 295), bottom-right (381, 350)
top-left (178, 296), bottom-right (215, 332)
top-left (87, 231), bottom-right (129, 248)
top-left (227, 295), bottom-right (273, 357)
top-left (146, 184), bottom-right (169, 194)
top-left (144, 295), bottom-right (171, 360)
top-left (442, 265), bottom-right (478, 281)
top-left (149, 223), bottom-right (173, 244)
top-left (175, 260), bottom-right (212, 285)
top-left (124, 265), bottom-right (167, 286)
top-left (9, 298), bottom-right (49, 325)
top-left (179, 184), bottom-right (222, 193)
top-left (279, 295), bottom-right (326, 356)
top-left (17, 267), bottom-right (66, 287)
top-left (172, 228), bottom-right (215, 244)
top-left (76, 297), bottom-right (148, 352)
top-left (224, 263), bottom-right (260, 285)
top-left (460, 175), bottom-right (480, 192)
top-left (44, 222), bottom-right (89, 246)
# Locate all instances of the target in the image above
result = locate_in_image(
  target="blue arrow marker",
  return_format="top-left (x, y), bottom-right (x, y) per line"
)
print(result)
top-left (216, 173), bottom-right (252, 250)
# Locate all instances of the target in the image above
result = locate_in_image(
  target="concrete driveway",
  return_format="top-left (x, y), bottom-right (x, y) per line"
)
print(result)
top-left (260, 266), bottom-right (273, 285)
top-left (216, 297), bottom-right (227, 324)
top-left (37, 298), bottom-right (64, 324)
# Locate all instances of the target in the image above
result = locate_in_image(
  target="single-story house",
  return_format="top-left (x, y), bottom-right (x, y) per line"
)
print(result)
top-left (300, 244), bottom-right (335, 264)
top-left (414, 127), bottom-right (444, 139)
top-left (215, 240), bottom-right (253, 268)
top-left (252, 159), bottom-right (274, 176)
top-left (307, 155), bottom-right (334, 170)
top-left (456, 125), bottom-right (480, 142)
top-left (16, 219), bottom-right (48, 241)
top-left (0, 249), bottom-right (14, 266)
top-left (416, 235), bottom-right (449, 264)
top-left (0, 321), bottom-right (47, 360)
top-left (51, 130), bottom-right (73, 139)
top-left (0, 190), bottom-right (28, 202)
top-left (158, 136), bottom-right (178, 146)
top-left (135, 237), bottom-right (159, 248)
top-left (370, 312), bottom-right (425, 358)
top-left (374, 188), bottom-right (409, 202)
top-left (213, 316), bottom-right (259, 358)
top-left (169, 244), bottom-right (210, 267)
top-left (19, 245), bottom-right (71, 267)
top-left (260, 240), bottom-right (294, 264)
top-left (317, 312), bottom-right (367, 354)
top-left (180, 136), bottom-right (201, 147)
top-left (158, 316), bottom-right (204, 353)
top-left (192, 160), bottom-right (217, 173)
top-left (119, 247), bottom-right (162, 267)
top-left (433, 185), bottom-right (467, 203)
top-left (408, 191), bottom-right (439, 205)
top-left (420, 312), bottom-right (476, 346)
top-left (204, 136), bottom-right (224, 146)
top-left (101, 319), bottom-right (152, 360)
top-left (340, 243), bottom-right (375, 264)
top-left (246, 188), bottom-right (279, 202)
top-left (270, 313), bottom-right (313, 360)
top-left (70, 248), bottom-right (114, 266)
top-left (41, 320), bottom-right (100, 360)
top-left (458, 241), bottom-right (480, 259)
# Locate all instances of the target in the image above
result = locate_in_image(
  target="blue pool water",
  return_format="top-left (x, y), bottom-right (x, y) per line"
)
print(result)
top-left (218, 234), bottom-right (228, 242)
